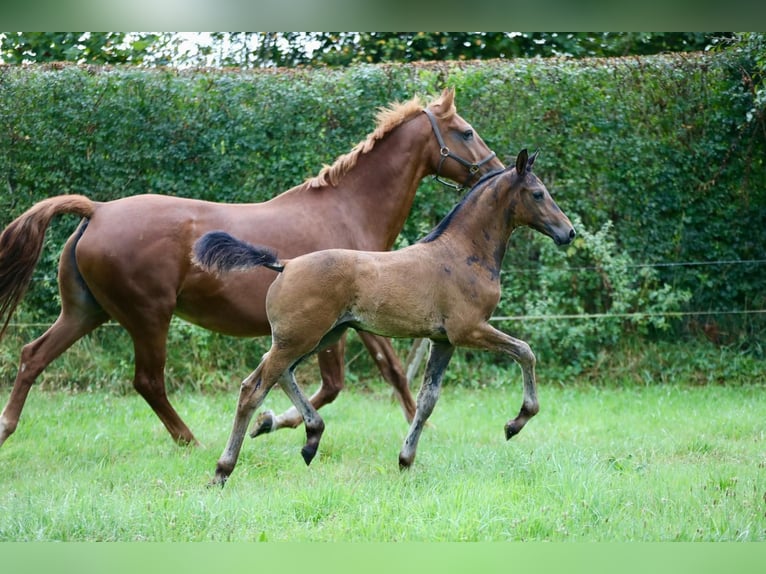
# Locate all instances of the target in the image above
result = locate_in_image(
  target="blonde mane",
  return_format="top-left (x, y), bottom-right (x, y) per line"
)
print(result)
top-left (306, 91), bottom-right (456, 188)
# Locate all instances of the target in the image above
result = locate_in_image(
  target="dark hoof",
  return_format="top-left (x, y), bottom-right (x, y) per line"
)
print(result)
top-left (398, 455), bottom-right (413, 470)
top-left (207, 473), bottom-right (228, 489)
top-left (504, 420), bottom-right (522, 440)
top-left (301, 444), bottom-right (317, 466)
top-left (208, 461), bottom-right (233, 488)
top-left (250, 410), bottom-right (275, 438)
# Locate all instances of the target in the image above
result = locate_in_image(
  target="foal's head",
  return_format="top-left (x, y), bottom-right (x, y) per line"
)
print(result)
top-left (509, 149), bottom-right (576, 246)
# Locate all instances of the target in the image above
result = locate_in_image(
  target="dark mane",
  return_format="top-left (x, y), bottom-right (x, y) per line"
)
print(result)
top-left (418, 168), bottom-right (507, 243)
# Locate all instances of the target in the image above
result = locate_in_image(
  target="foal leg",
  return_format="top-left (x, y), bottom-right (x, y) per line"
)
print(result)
top-left (212, 357), bottom-right (282, 486)
top-left (277, 369), bottom-right (325, 465)
top-left (398, 341), bottom-right (455, 469)
top-left (252, 333), bottom-right (416, 437)
top-left (455, 323), bottom-right (539, 440)
top-left (250, 337), bottom-right (347, 437)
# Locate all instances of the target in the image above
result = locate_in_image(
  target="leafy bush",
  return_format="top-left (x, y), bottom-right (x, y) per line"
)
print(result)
top-left (498, 215), bottom-right (692, 377)
top-left (0, 39), bottom-right (763, 381)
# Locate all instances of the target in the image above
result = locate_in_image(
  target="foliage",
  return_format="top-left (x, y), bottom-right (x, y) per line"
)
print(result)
top-left (0, 32), bottom-right (158, 65)
top-left (302, 32), bottom-right (723, 67)
top-left (724, 32), bottom-right (766, 126)
top-left (1, 32), bottom-right (728, 69)
top-left (498, 216), bottom-right (692, 377)
top-left (0, 41), bottom-right (764, 378)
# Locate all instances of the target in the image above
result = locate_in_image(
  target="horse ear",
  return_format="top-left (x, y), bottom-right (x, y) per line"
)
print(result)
top-left (516, 149), bottom-right (529, 175)
top-left (528, 149), bottom-right (539, 170)
top-left (440, 87), bottom-right (455, 108)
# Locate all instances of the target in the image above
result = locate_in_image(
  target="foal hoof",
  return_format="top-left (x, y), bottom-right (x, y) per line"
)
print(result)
top-left (250, 410), bottom-right (275, 438)
top-left (301, 444), bottom-right (318, 466)
top-left (504, 420), bottom-right (523, 440)
top-left (207, 472), bottom-right (229, 489)
top-left (207, 477), bottom-right (226, 489)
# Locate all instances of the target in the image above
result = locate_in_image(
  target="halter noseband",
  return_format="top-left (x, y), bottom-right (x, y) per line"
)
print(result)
top-left (423, 108), bottom-right (497, 191)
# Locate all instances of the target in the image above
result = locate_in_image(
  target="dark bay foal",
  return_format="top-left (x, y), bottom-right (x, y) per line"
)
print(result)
top-left (194, 149), bottom-right (575, 485)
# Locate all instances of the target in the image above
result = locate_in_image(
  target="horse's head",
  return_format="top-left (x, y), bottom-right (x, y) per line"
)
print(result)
top-left (424, 87), bottom-right (504, 190)
top-left (509, 149), bottom-right (575, 246)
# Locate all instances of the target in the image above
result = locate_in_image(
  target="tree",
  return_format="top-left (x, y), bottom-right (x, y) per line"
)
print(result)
top-left (287, 32), bottom-right (725, 67)
top-left (1, 32), bottom-right (144, 65)
top-left (1, 32), bottom-right (730, 69)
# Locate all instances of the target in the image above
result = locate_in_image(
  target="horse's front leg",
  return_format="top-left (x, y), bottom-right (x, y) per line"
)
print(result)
top-left (398, 340), bottom-right (454, 469)
top-left (211, 359), bottom-right (279, 487)
top-left (455, 323), bottom-right (539, 440)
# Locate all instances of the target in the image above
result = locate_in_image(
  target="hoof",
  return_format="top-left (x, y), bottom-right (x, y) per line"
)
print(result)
top-left (250, 410), bottom-right (275, 438)
top-left (301, 444), bottom-right (317, 466)
top-left (398, 454), bottom-right (413, 470)
top-left (176, 436), bottom-right (200, 448)
top-left (208, 461), bottom-right (234, 488)
top-left (207, 472), bottom-right (228, 489)
top-left (504, 420), bottom-right (522, 440)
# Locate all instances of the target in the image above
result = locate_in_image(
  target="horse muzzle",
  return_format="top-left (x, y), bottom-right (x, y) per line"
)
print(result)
top-left (552, 225), bottom-right (576, 246)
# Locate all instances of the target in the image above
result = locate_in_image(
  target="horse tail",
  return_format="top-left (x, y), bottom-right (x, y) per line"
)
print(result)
top-left (193, 231), bottom-right (285, 275)
top-left (0, 194), bottom-right (96, 340)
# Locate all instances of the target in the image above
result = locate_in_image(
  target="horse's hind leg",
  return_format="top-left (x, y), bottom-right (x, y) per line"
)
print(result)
top-left (86, 276), bottom-right (197, 445)
top-left (250, 337), bottom-right (348, 437)
top-left (0, 309), bottom-right (107, 447)
top-left (129, 322), bottom-right (198, 446)
top-left (251, 332), bottom-right (416, 438)
top-left (398, 341), bottom-right (454, 469)
top-left (358, 333), bottom-right (416, 422)
top-left (277, 368), bottom-right (325, 465)
top-left (0, 233), bottom-right (108, 447)
top-left (213, 357), bottom-right (282, 486)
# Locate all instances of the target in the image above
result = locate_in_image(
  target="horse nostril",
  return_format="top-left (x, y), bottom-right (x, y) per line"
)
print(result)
top-left (569, 228), bottom-right (576, 240)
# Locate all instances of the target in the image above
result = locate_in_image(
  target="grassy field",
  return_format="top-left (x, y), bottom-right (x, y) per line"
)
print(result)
top-left (0, 379), bottom-right (763, 542)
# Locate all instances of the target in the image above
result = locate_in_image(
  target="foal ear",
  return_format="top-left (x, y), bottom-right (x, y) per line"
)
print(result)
top-left (528, 149), bottom-right (539, 170)
top-left (515, 149), bottom-right (529, 175)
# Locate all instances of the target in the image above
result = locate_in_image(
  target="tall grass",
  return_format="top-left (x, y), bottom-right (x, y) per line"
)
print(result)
top-left (1, 381), bottom-right (763, 541)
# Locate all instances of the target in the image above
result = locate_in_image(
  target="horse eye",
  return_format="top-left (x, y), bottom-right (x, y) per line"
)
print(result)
top-left (462, 130), bottom-right (473, 141)
top-left (533, 190), bottom-right (544, 201)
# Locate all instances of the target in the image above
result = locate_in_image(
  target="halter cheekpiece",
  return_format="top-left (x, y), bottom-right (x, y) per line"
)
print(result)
top-left (423, 108), bottom-right (497, 191)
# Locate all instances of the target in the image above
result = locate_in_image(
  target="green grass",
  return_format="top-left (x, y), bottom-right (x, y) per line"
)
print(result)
top-left (1, 381), bottom-right (764, 541)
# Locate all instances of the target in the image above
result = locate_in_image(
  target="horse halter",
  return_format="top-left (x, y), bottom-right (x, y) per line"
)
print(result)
top-left (423, 108), bottom-right (497, 191)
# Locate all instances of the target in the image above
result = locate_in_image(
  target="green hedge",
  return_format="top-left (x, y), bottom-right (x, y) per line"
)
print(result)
top-left (1, 52), bottom-right (764, 356)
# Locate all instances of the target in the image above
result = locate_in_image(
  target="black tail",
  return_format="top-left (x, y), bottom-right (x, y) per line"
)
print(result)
top-left (192, 231), bottom-right (285, 274)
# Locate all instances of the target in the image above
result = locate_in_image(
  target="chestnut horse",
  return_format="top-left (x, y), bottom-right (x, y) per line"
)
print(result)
top-left (0, 88), bottom-right (502, 448)
top-left (193, 149), bottom-right (575, 485)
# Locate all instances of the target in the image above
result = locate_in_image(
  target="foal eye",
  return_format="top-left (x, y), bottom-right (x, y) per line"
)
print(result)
top-left (462, 130), bottom-right (473, 141)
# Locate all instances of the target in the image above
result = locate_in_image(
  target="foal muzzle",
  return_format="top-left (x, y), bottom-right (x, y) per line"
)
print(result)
top-left (553, 226), bottom-right (577, 246)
